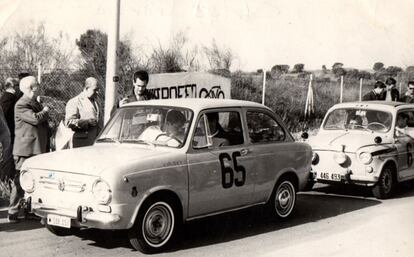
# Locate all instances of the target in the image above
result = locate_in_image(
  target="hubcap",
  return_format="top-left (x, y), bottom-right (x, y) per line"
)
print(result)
top-left (275, 181), bottom-right (295, 217)
top-left (382, 170), bottom-right (392, 193)
top-left (142, 202), bottom-right (174, 247)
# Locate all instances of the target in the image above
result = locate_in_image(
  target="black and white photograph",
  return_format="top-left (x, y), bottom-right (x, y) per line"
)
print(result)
top-left (0, 0), bottom-right (414, 256)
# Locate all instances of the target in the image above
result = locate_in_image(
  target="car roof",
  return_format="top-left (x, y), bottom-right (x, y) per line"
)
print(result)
top-left (123, 98), bottom-right (270, 112)
top-left (330, 101), bottom-right (414, 111)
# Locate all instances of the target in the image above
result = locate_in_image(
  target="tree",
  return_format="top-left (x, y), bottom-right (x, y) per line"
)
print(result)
top-left (322, 65), bottom-right (328, 74)
top-left (292, 63), bottom-right (304, 73)
top-left (385, 66), bottom-right (403, 77)
top-left (332, 63), bottom-right (343, 69)
top-left (149, 31), bottom-right (200, 73)
top-left (203, 39), bottom-right (234, 71)
top-left (0, 22), bottom-right (72, 78)
top-left (373, 62), bottom-right (385, 71)
top-left (270, 64), bottom-right (289, 78)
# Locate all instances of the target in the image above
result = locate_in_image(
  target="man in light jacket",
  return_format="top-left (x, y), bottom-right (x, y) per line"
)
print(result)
top-left (65, 77), bottom-right (102, 148)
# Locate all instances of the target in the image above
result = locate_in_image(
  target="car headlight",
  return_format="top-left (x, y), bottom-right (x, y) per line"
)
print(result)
top-left (312, 152), bottom-right (319, 165)
top-left (20, 170), bottom-right (35, 193)
top-left (334, 152), bottom-right (348, 165)
top-left (92, 179), bottom-right (112, 204)
top-left (358, 152), bottom-right (373, 165)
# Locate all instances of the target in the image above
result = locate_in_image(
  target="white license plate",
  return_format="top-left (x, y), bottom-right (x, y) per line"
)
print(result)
top-left (47, 214), bottom-right (71, 228)
top-left (319, 172), bottom-right (342, 181)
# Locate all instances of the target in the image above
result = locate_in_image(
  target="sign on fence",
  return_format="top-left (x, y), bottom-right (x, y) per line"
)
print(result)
top-left (147, 72), bottom-right (231, 99)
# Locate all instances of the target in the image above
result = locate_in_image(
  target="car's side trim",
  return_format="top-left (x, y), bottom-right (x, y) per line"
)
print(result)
top-left (371, 147), bottom-right (397, 157)
top-left (185, 202), bottom-right (266, 221)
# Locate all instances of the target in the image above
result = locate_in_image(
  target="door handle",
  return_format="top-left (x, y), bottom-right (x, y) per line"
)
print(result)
top-left (240, 148), bottom-right (249, 155)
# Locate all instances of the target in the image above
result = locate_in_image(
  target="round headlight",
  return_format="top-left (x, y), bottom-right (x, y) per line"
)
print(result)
top-left (334, 152), bottom-right (347, 164)
top-left (92, 179), bottom-right (112, 204)
top-left (358, 152), bottom-right (373, 164)
top-left (312, 152), bottom-right (319, 165)
top-left (20, 170), bottom-right (35, 193)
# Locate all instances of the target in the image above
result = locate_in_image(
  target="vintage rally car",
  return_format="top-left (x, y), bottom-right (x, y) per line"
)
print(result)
top-left (307, 101), bottom-right (414, 199)
top-left (20, 99), bottom-right (312, 253)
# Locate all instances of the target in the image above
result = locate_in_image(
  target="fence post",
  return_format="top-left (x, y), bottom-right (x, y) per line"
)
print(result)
top-left (359, 78), bottom-right (363, 101)
top-left (340, 76), bottom-right (344, 103)
top-left (262, 69), bottom-right (266, 105)
top-left (37, 61), bottom-right (42, 84)
top-left (399, 82), bottom-right (402, 95)
top-left (304, 74), bottom-right (314, 118)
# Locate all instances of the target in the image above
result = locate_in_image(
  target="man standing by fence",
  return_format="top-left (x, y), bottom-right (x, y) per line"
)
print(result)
top-left (0, 78), bottom-right (20, 147)
top-left (9, 76), bottom-right (50, 223)
top-left (363, 81), bottom-right (386, 101)
top-left (65, 77), bottom-right (102, 148)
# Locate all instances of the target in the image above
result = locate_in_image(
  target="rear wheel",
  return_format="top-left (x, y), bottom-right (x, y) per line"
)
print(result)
top-left (268, 179), bottom-right (296, 218)
top-left (372, 165), bottom-right (396, 199)
top-left (128, 199), bottom-right (178, 253)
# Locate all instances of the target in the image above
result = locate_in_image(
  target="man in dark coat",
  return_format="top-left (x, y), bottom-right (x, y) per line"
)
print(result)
top-left (0, 78), bottom-right (20, 145)
top-left (384, 77), bottom-right (399, 101)
top-left (8, 76), bottom-right (50, 223)
top-left (400, 81), bottom-right (414, 103)
top-left (363, 81), bottom-right (386, 101)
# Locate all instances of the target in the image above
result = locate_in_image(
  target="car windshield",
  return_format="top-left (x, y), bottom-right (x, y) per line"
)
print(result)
top-left (97, 106), bottom-right (193, 148)
top-left (323, 108), bottom-right (392, 133)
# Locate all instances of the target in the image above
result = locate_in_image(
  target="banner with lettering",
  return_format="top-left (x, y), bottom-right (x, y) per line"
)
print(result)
top-left (147, 72), bottom-right (231, 99)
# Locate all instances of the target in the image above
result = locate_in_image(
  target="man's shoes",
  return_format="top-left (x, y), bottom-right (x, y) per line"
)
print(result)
top-left (7, 214), bottom-right (20, 223)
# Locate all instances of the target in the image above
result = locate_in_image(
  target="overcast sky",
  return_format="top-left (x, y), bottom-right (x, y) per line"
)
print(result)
top-left (0, 0), bottom-right (413, 71)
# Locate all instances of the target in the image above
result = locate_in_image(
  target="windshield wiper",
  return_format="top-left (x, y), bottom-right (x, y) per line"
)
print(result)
top-left (122, 139), bottom-right (156, 147)
top-left (96, 137), bottom-right (121, 144)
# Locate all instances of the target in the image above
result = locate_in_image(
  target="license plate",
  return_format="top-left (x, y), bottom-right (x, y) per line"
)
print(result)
top-left (47, 214), bottom-right (71, 228)
top-left (319, 172), bottom-right (342, 181)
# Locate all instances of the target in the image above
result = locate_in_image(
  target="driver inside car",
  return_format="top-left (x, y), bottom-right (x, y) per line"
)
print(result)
top-left (155, 110), bottom-right (186, 147)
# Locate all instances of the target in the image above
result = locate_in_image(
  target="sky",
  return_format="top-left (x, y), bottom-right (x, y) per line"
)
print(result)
top-left (0, 0), bottom-right (413, 71)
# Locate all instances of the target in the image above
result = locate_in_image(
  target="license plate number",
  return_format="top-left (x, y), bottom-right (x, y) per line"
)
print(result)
top-left (319, 172), bottom-right (342, 181)
top-left (47, 214), bottom-right (71, 228)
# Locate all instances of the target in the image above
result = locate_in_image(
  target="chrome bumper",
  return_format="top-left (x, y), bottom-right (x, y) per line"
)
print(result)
top-left (29, 200), bottom-right (122, 230)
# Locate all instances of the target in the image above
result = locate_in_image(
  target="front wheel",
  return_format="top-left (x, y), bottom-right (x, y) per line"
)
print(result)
top-left (128, 200), bottom-right (178, 253)
top-left (268, 179), bottom-right (296, 219)
top-left (372, 165), bottom-right (396, 199)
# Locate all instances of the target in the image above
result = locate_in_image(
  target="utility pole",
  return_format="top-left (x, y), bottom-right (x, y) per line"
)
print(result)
top-left (104, 0), bottom-right (121, 124)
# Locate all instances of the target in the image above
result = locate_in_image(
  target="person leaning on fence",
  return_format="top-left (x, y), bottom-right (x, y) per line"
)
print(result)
top-left (400, 81), bottom-right (414, 103)
top-left (10, 76), bottom-right (50, 223)
top-left (362, 81), bottom-right (386, 101)
top-left (384, 77), bottom-right (399, 101)
top-left (65, 77), bottom-right (103, 148)
top-left (0, 78), bottom-right (20, 146)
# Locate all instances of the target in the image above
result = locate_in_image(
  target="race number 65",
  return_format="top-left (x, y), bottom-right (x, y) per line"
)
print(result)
top-left (219, 151), bottom-right (246, 189)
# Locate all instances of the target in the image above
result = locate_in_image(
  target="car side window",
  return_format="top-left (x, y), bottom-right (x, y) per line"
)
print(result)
top-left (192, 111), bottom-right (244, 148)
top-left (246, 111), bottom-right (285, 143)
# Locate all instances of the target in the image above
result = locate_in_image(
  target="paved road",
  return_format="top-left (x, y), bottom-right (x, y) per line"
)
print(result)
top-left (1, 182), bottom-right (413, 257)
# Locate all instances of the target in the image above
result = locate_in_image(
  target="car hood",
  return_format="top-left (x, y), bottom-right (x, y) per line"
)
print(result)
top-left (308, 130), bottom-right (393, 152)
top-left (22, 143), bottom-right (173, 176)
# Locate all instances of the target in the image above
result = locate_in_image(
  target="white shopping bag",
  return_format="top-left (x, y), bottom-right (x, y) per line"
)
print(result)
top-left (55, 121), bottom-right (74, 150)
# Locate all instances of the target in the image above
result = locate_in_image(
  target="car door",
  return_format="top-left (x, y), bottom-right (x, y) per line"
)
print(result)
top-left (186, 109), bottom-right (256, 218)
top-left (245, 109), bottom-right (306, 203)
top-left (395, 110), bottom-right (414, 179)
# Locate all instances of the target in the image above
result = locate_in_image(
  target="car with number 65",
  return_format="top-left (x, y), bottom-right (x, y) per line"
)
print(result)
top-left (19, 99), bottom-right (312, 253)
top-left (306, 101), bottom-right (414, 199)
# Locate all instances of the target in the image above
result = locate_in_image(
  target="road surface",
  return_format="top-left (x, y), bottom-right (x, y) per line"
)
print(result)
top-left (1, 182), bottom-right (413, 257)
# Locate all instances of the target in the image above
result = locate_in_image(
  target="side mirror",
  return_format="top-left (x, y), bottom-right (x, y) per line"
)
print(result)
top-left (301, 132), bottom-right (309, 139)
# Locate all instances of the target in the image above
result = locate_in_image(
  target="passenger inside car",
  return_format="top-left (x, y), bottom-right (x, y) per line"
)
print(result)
top-left (206, 112), bottom-right (230, 147)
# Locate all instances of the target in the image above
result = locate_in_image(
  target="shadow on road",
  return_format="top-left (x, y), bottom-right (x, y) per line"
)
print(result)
top-left (71, 189), bottom-right (382, 252)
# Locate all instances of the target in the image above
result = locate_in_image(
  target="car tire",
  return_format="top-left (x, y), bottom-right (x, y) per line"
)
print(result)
top-left (128, 198), bottom-right (178, 253)
top-left (268, 179), bottom-right (296, 219)
top-left (372, 165), bottom-right (396, 199)
top-left (46, 224), bottom-right (79, 236)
